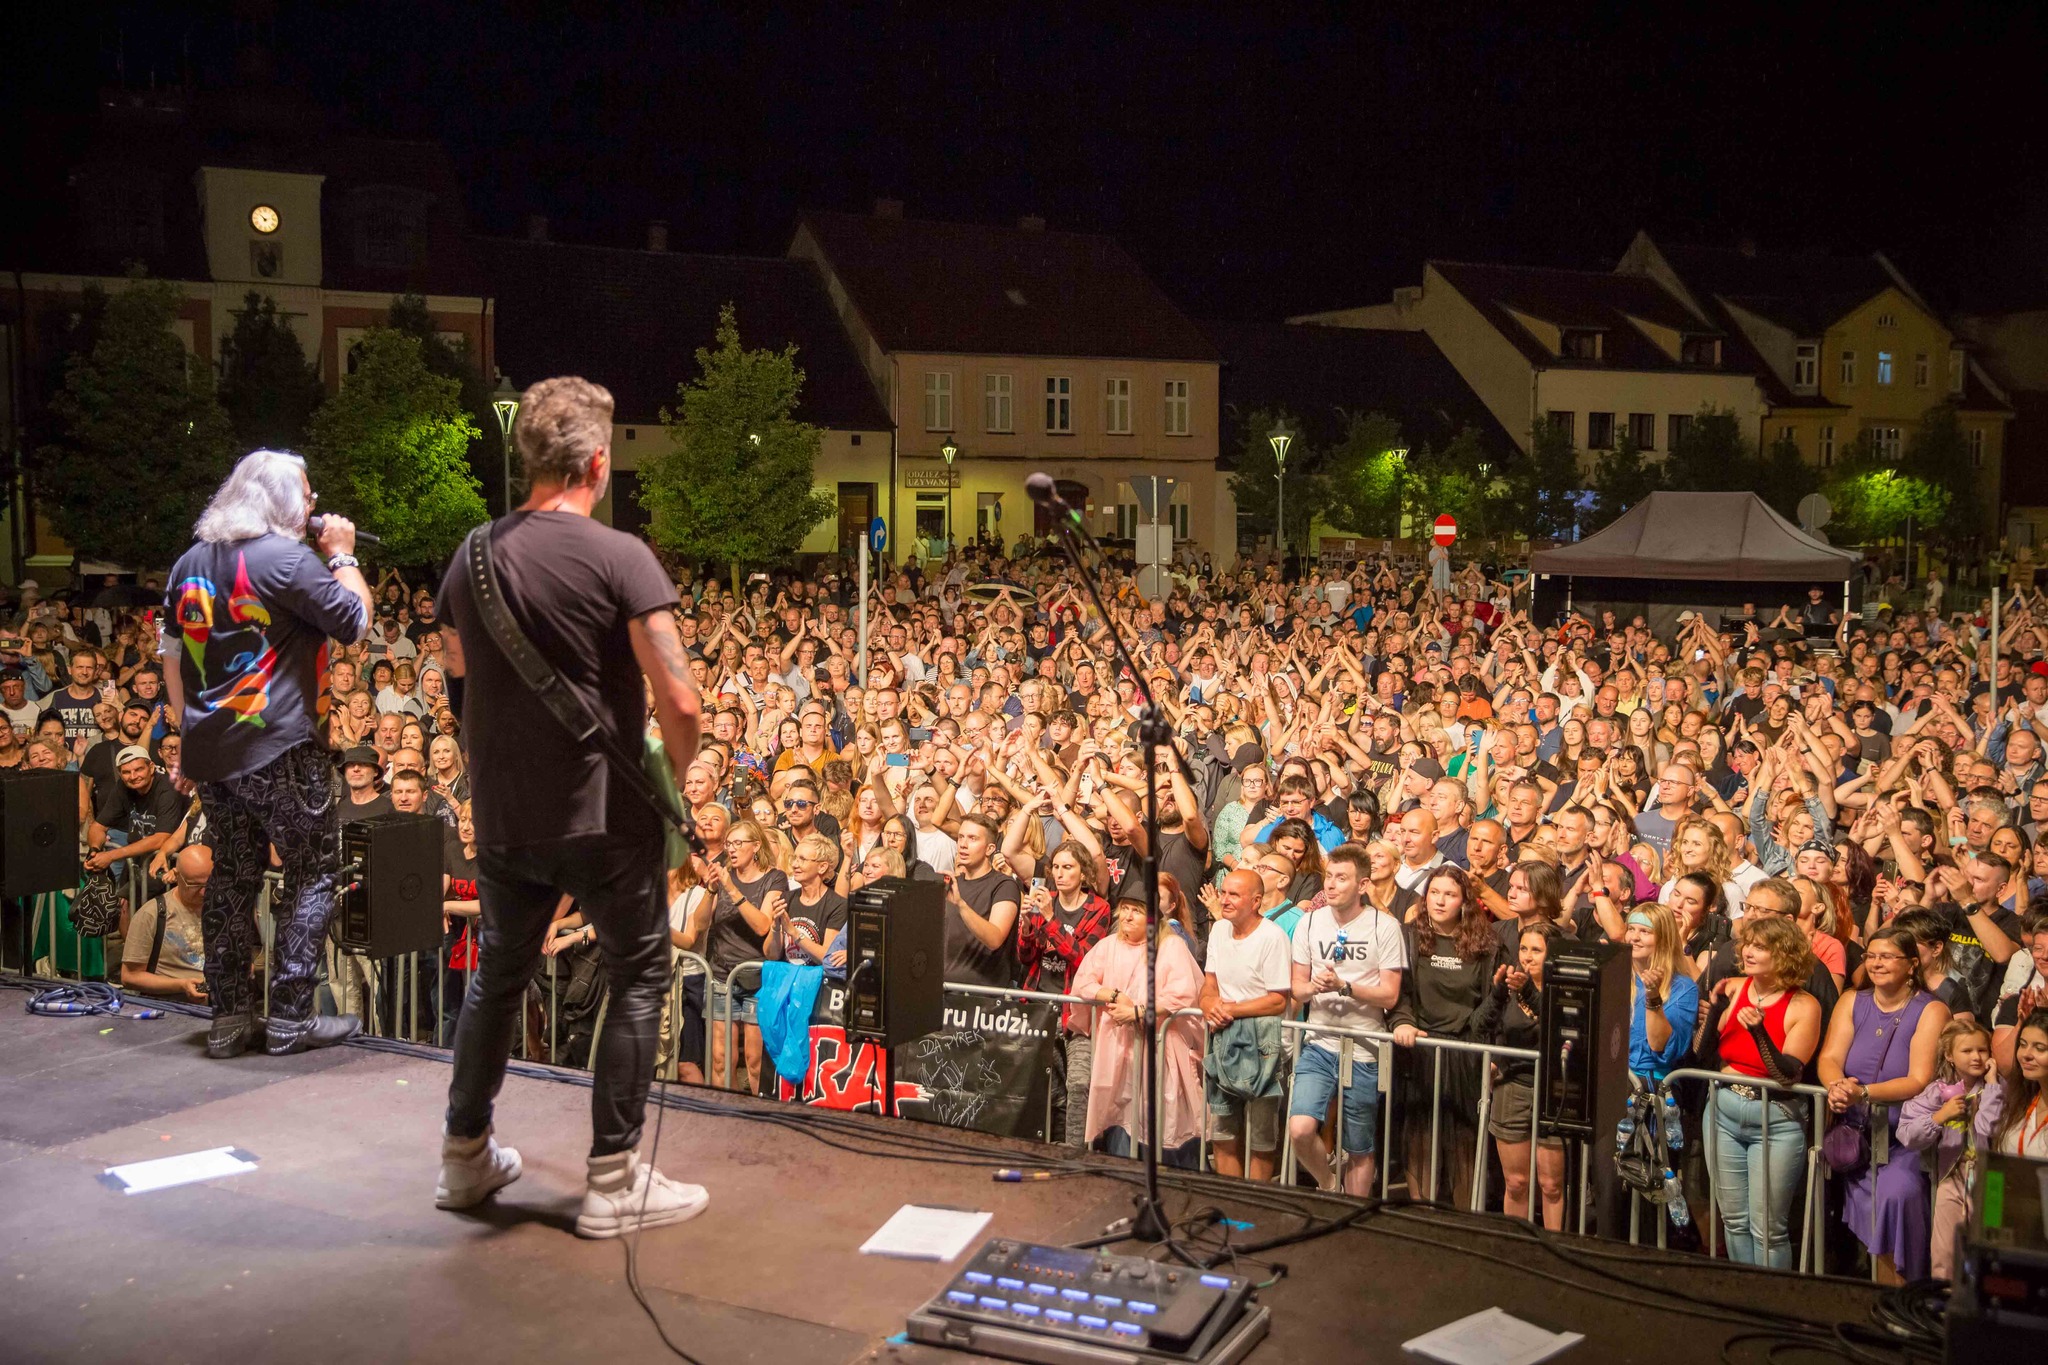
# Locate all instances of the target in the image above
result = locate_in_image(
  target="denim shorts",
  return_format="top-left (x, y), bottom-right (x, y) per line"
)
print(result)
top-left (1288, 1041), bottom-right (1378, 1156)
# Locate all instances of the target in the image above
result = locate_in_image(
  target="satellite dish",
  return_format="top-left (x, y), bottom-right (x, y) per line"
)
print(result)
top-left (1797, 492), bottom-right (1832, 532)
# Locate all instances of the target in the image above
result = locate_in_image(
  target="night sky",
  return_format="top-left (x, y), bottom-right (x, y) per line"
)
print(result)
top-left (8, 2), bottom-right (2045, 319)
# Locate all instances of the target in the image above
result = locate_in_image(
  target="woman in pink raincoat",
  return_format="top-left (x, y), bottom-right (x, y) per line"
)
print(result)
top-left (1072, 897), bottom-right (1206, 1166)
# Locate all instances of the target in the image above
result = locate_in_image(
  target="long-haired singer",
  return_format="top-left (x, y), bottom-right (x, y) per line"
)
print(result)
top-left (162, 449), bottom-right (374, 1057)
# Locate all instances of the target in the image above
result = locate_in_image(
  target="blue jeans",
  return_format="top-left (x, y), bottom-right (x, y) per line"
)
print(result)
top-left (1289, 1041), bottom-right (1379, 1156)
top-left (1709, 1088), bottom-right (1806, 1268)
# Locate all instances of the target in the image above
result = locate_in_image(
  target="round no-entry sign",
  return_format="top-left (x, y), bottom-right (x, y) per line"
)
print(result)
top-left (1433, 515), bottom-right (1457, 546)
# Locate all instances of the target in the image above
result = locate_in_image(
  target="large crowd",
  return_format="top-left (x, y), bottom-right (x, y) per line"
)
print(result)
top-left (7, 533), bottom-right (2048, 1282)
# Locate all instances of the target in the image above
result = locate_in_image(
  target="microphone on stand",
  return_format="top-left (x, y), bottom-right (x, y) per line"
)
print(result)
top-left (1024, 472), bottom-right (1081, 526)
top-left (307, 515), bottom-right (381, 547)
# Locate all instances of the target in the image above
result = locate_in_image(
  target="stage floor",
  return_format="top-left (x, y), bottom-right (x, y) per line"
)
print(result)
top-left (0, 998), bottom-right (1884, 1364)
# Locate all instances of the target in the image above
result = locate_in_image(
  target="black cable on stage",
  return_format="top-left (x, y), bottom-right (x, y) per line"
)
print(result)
top-left (621, 1076), bottom-right (709, 1365)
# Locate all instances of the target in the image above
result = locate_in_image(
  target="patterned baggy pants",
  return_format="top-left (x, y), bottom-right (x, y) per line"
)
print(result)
top-left (199, 741), bottom-right (341, 1024)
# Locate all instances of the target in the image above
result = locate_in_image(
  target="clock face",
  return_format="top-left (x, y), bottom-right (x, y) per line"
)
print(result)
top-left (250, 205), bottom-right (280, 234)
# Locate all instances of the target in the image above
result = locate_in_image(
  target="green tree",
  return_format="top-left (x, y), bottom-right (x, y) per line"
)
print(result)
top-left (1227, 407), bottom-right (1325, 553)
top-left (1663, 407), bottom-right (1756, 492)
top-left (1513, 417), bottom-right (1584, 540)
top-left (305, 328), bottom-right (486, 565)
top-left (1901, 403), bottom-right (1981, 542)
top-left (1589, 430), bottom-right (1661, 527)
top-left (1320, 410), bottom-right (1405, 537)
top-left (1756, 429), bottom-right (1821, 523)
top-left (386, 293), bottom-right (502, 511)
top-left (641, 304), bottom-right (833, 591)
top-left (1824, 440), bottom-right (1948, 545)
top-left (31, 275), bottom-right (234, 566)
top-left (1399, 428), bottom-right (1493, 540)
top-left (217, 291), bottom-right (325, 452)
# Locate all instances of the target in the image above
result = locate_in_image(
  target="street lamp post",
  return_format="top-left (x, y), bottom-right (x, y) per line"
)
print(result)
top-left (1267, 422), bottom-right (1293, 562)
top-left (491, 373), bottom-right (520, 516)
top-left (940, 436), bottom-right (960, 555)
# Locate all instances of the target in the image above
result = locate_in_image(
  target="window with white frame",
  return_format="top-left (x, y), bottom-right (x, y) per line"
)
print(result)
top-left (1793, 342), bottom-right (1818, 393)
top-left (924, 371), bottom-right (953, 431)
top-left (983, 373), bottom-right (1013, 432)
top-left (1115, 502), bottom-right (1139, 538)
top-left (1968, 428), bottom-right (1985, 469)
top-left (1819, 425), bottom-right (1836, 466)
top-left (1949, 350), bottom-right (1966, 395)
top-left (1877, 350), bottom-right (1894, 386)
top-left (1870, 425), bottom-right (1902, 461)
top-left (1628, 412), bottom-right (1656, 450)
top-left (1913, 352), bottom-right (1930, 388)
top-left (1876, 312), bottom-right (1896, 328)
top-left (1840, 350), bottom-right (1858, 386)
top-left (1045, 375), bottom-right (1072, 433)
top-left (1163, 378), bottom-right (1190, 435)
top-left (1104, 377), bottom-right (1132, 434)
top-left (1168, 500), bottom-right (1189, 539)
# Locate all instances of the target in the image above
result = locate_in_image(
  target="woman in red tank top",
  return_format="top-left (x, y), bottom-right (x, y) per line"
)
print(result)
top-left (1705, 913), bottom-right (1823, 1268)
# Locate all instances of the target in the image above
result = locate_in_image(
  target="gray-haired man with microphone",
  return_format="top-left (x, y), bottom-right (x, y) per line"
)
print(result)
top-left (162, 449), bottom-right (374, 1057)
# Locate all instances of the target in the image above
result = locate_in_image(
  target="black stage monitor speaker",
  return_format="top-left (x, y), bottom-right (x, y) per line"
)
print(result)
top-left (1539, 938), bottom-right (1632, 1238)
top-left (846, 875), bottom-right (945, 1048)
top-left (336, 813), bottom-right (445, 958)
top-left (2, 768), bottom-right (83, 898)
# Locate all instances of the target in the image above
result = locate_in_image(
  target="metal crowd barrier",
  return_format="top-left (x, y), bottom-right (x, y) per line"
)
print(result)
top-left (1273, 1020), bottom-right (1546, 1218)
top-left (1655, 1067), bottom-right (1836, 1276)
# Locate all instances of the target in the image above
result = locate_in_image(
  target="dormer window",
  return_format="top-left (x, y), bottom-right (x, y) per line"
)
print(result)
top-left (1680, 336), bottom-right (1721, 366)
top-left (1561, 330), bottom-right (1603, 360)
top-left (1793, 342), bottom-right (1819, 393)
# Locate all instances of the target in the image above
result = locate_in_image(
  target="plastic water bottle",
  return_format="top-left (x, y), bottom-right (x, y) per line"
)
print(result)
top-left (1662, 1168), bottom-right (1691, 1228)
top-left (1661, 1092), bottom-right (1684, 1150)
top-left (1615, 1101), bottom-right (1637, 1154)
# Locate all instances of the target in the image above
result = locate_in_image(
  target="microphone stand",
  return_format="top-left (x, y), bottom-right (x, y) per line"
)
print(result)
top-left (1039, 501), bottom-right (1192, 1263)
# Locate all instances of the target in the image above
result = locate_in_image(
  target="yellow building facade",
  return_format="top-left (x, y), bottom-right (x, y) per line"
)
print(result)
top-left (1754, 288), bottom-right (2005, 502)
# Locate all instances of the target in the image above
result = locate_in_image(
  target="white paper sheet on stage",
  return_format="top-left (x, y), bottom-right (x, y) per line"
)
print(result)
top-left (1402, 1307), bottom-right (1583, 1365)
top-left (859, 1204), bottom-right (992, 1261)
top-left (100, 1146), bottom-right (260, 1196)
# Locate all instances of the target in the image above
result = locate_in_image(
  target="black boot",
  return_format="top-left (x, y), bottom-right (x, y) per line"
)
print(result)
top-left (267, 1014), bottom-right (362, 1056)
top-left (207, 1012), bottom-right (257, 1059)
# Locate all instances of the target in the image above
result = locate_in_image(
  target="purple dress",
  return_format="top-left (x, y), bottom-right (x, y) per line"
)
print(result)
top-left (1840, 990), bottom-right (1935, 1278)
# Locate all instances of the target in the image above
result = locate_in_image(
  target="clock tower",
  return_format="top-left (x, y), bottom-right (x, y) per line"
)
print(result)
top-left (194, 165), bottom-right (324, 288)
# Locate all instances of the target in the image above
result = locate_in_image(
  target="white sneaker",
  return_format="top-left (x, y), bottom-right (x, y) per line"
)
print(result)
top-left (435, 1127), bottom-right (523, 1210)
top-left (575, 1150), bottom-right (709, 1240)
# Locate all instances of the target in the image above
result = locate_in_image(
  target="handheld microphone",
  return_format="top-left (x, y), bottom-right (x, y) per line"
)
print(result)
top-left (308, 515), bottom-right (381, 547)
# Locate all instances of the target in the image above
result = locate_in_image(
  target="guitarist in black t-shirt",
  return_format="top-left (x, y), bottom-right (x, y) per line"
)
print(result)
top-left (437, 376), bottom-right (708, 1240)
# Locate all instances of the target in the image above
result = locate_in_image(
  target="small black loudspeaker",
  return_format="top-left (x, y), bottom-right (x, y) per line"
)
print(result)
top-left (1539, 938), bottom-right (1633, 1238)
top-left (335, 813), bottom-right (445, 958)
top-left (846, 875), bottom-right (945, 1048)
top-left (2, 768), bottom-right (82, 898)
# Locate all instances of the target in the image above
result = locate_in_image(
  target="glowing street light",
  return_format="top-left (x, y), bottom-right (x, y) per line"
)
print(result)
top-left (939, 436), bottom-right (960, 553)
top-left (491, 373), bottom-right (520, 515)
top-left (1267, 422), bottom-right (1294, 556)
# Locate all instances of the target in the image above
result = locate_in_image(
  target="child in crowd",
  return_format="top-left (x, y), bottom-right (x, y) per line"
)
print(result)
top-left (1897, 1018), bottom-right (1993, 1280)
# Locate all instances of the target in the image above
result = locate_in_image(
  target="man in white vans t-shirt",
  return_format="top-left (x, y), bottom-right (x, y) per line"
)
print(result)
top-left (1288, 843), bottom-right (1405, 1195)
top-left (1200, 868), bottom-right (1293, 1181)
